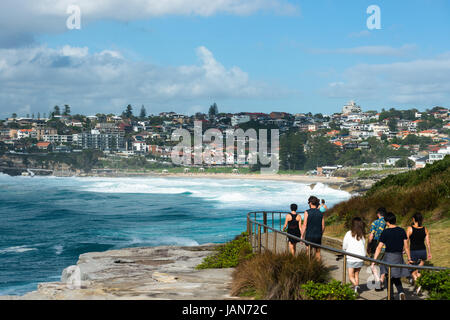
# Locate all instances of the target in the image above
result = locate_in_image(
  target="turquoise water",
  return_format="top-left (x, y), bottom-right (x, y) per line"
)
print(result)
top-left (0, 174), bottom-right (350, 295)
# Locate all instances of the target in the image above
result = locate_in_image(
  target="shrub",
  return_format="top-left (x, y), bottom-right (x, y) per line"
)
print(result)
top-left (327, 156), bottom-right (450, 225)
top-left (415, 270), bottom-right (450, 300)
top-left (300, 280), bottom-right (357, 300)
top-left (196, 232), bottom-right (253, 269)
top-left (231, 251), bottom-right (330, 300)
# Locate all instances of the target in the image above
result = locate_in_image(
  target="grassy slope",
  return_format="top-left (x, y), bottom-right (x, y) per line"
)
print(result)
top-left (324, 155), bottom-right (450, 268)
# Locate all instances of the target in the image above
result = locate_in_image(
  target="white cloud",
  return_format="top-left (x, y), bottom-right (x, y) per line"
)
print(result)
top-left (0, 45), bottom-right (283, 116)
top-left (0, 0), bottom-right (299, 47)
top-left (322, 53), bottom-right (450, 106)
top-left (309, 44), bottom-right (417, 57)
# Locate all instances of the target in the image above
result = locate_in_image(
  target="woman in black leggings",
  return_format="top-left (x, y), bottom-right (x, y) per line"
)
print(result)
top-left (371, 212), bottom-right (413, 300)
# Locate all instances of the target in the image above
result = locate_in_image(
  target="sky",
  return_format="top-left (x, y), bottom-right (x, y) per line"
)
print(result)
top-left (0, 0), bottom-right (449, 118)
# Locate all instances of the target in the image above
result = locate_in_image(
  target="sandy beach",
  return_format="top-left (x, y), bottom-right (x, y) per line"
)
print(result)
top-left (83, 171), bottom-right (347, 185)
top-left (159, 172), bottom-right (346, 184)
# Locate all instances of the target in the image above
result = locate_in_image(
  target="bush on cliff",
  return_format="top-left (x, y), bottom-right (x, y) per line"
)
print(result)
top-left (299, 280), bottom-right (357, 300)
top-left (328, 155), bottom-right (450, 228)
top-left (231, 251), bottom-right (330, 300)
top-left (196, 232), bottom-right (253, 270)
top-left (415, 270), bottom-right (450, 300)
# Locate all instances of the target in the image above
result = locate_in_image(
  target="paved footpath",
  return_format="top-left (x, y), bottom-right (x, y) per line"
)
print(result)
top-left (252, 232), bottom-right (426, 300)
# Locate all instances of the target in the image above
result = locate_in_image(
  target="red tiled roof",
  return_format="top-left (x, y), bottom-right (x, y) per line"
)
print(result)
top-left (37, 142), bottom-right (50, 147)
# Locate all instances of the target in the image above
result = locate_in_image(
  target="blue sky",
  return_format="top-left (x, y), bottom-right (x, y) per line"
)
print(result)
top-left (0, 0), bottom-right (449, 117)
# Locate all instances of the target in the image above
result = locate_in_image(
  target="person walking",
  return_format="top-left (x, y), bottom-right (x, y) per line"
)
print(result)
top-left (371, 212), bottom-right (413, 300)
top-left (407, 212), bottom-right (432, 294)
top-left (319, 199), bottom-right (328, 213)
top-left (302, 196), bottom-right (324, 261)
top-left (283, 204), bottom-right (302, 255)
top-left (367, 207), bottom-right (387, 290)
top-left (343, 217), bottom-right (367, 296)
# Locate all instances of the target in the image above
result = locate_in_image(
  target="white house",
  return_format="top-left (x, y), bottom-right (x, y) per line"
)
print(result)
top-left (231, 114), bottom-right (251, 126)
top-left (342, 101), bottom-right (362, 114)
top-left (386, 157), bottom-right (402, 166)
top-left (428, 153), bottom-right (445, 163)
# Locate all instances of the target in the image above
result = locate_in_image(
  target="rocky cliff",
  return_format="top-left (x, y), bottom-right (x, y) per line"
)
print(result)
top-left (0, 244), bottom-right (239, 300)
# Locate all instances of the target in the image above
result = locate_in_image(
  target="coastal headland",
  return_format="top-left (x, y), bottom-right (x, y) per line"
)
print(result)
top-left (0, 244), bottom-right (239, 300)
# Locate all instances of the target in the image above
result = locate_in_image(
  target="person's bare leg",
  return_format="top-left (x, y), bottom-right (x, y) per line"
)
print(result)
top-left (348, 268), bottom-right (356, 287)
top-left (354, 268), bottom-right (361, 287)
top-left (288, 242), bottom-right (295, 255)
top-left (370, 264), bottom-right (380, 282)
top-left (315, 248), bottom-right (321, 261)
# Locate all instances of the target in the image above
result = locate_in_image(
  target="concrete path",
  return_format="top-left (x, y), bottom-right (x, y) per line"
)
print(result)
top-left (251, 231), bottom-right (426, 300)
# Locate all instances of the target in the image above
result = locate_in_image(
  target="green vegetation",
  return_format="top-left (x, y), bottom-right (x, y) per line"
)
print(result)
top-left (196, 233), bottom-right (253, 269)
top-left (328, 155), bottom-right (450, 229)
top-left (279, 131), bottom-right (307, 170)
top-left (231, 251), bottom-right (330, 300)
top-left (300, 280), bottom-right (357, 300)
top-left (367, 155), bottom-right (450, 194)
top-left (415, 270), bottom-right (450, 300)
top-left (325, 155), bottom-right (450, 267)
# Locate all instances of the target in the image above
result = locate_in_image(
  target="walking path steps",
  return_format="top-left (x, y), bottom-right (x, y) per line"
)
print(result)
top-left (253, 232), bottom-right (427, 300)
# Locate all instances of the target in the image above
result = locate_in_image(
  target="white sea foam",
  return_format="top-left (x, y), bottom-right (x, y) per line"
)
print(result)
top-left (123, 235), bottom-right (199, 247)
top-left (0, 245), bottom-right (37, 254)
top-left (2, 175), bottom-right (351, 210)
top-left (67, 177), bottom-right (352, 209)
top-left (53, 245), bottom-right (64, 255)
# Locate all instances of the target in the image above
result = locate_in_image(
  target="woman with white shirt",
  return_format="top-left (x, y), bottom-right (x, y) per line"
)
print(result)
top-left (343, 217), bottom-right (367, 295)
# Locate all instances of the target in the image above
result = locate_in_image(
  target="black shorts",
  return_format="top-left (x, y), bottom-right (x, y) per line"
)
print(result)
top-left (411, 249), bottom-right (427, 264)
top-left (305, 236), bottom-right (322, 246)
top-left (368, 240), bottom-right (379, 256)
top-left (287, 230), bottom-right (301, 244)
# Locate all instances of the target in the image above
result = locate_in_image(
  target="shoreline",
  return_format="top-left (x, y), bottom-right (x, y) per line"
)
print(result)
top-left (61, 171), bottom-right (347, 184)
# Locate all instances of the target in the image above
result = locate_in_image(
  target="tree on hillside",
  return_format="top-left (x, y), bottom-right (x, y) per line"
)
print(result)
top-left (208, 103), bottom-right (219, 120)
top-left (140, 105), bottom-right (147, 119)
top-left (304, 136), bottom-right (338, 170)
top-left (53, 105), bottom-right (60, 116)
top-left (63, 104), bottom-right (71, 116)
top-left (122, 105), bottom-right (133, 119)
top-left (388, 118), bottom-right (398, 132)
top-left (279, 131), bottom-right (307, 170)
top-left (395, 158), bottom-right (415, 168)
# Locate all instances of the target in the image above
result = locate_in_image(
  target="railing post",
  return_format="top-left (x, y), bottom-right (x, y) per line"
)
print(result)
top-left (258, 225), bottom-right (262, 254)
top-left (248, 218), bottom-right (253, 250)
top-left (387, 266), bottom-right (392, 301)
top-left (272, 212), bottom-right (274, 230)
top-left (342, 255), bottom-right (347, 284)
top-left (265, 226), bottom-right (269, 251)
top-left (263, 212), bottom-right (267, 233)
top-left (273, 229), bottom-right (277, 253)
top-left (279, 213), bottom-right (281, 231)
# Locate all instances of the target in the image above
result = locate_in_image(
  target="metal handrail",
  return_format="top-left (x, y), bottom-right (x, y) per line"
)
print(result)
top-left (247, 211), bottom-right (449, 300)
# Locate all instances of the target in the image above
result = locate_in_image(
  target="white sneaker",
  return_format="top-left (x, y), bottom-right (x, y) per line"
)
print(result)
top-left (416, 286), bottom-right (422, 295)
top-left (399, 292), bottom-right (406, 300)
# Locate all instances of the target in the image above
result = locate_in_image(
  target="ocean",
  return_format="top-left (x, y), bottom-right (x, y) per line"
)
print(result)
top-left (0, 174), bottom-right (351, 296)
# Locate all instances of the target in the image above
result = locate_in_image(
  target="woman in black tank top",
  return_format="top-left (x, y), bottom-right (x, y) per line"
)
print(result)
top-left (407, 213), bottom-right (432, 284)
top-left (283, 204), bottom-right (302, 255)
